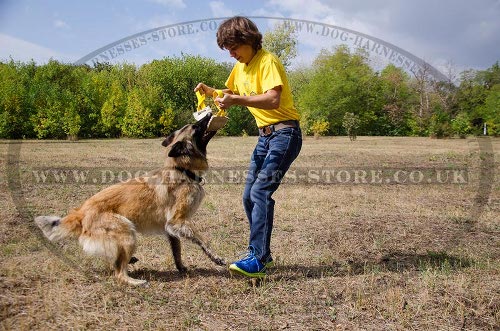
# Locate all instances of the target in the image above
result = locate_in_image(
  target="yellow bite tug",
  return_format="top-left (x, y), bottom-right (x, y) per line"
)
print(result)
top-left (193, 90), bottom-right (228, 131)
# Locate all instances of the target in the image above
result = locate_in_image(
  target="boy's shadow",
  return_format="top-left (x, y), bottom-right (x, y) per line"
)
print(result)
top-left (271, 250), bottom-right (472, 281)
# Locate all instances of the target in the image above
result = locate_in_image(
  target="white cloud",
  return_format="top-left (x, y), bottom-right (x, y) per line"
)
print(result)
top-left (209, 1), bottom-right (235, 18)
top-left (0, 33), bottom-right (68, 63)
top-left (140, 15), bottom-right (177, 31)
top-left (265, 0), bottom-right (387, 37)
top-left (147, 0), bottom-right (186, 8)
top-left (53, 19), bottom-right (69, 29)
top-left (259, 0), bottom-right (496, 72)
top-left (267, 0), bottom-right (334, 20)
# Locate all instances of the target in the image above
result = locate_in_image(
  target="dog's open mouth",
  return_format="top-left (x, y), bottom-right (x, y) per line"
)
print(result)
top-left (202, 129), bottom-right (217, 144)
top-left (193, 113), bottom-right (218, 150)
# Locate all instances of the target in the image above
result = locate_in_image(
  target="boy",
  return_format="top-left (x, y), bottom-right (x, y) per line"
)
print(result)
top-left (195, 16), bottom-right (302, 278)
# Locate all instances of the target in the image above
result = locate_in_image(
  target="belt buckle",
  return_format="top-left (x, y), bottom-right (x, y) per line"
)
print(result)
top-left (260, 126), bottom-right (272, 137)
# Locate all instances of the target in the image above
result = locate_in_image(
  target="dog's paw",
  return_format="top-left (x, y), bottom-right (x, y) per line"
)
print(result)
top-left (120, 276), bottom-right (148, 286)
top-left (215, 258), bottom-right (227, 266)
top-left (138, 280), bottom-right (150, 288)
top-left (177, 265), bottom-right (188, 273)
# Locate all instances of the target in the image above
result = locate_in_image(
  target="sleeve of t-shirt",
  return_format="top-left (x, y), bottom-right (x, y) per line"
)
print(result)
top-left (261, 58), bottom-right (285, 93)
top-left (225, 66), bottom-right (239, 95)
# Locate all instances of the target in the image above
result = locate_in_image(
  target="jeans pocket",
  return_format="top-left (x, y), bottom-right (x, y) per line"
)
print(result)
top-left (269, 128), bottom-right (302, 168)
top-left (275, 127), bottom-right (298, 136)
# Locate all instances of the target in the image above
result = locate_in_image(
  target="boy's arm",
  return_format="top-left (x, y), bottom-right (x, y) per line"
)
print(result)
top-left (194, 83), bottom-right (234, 98)
top-left (216, 86), bottom-right (282, 110)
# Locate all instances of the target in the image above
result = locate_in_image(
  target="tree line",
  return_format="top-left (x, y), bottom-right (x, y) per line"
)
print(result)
top-left (0, 55), bottom-right (254, 139)
top-left (294, 46), bottom-right (499, 137)
top-left (0, 50), bottom-right (498, 139)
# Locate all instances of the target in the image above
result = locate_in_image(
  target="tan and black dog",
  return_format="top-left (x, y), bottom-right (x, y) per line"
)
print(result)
top-left (35, 114), bottom-right (225, 285)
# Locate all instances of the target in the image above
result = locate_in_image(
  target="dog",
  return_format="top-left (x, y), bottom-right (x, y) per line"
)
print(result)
top-left (35, 114), bottom-right (226, 285)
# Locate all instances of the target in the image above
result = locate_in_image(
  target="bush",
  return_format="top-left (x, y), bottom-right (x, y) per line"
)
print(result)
top-left (428, 107), bottom-right (452, 139)
top-left (342, 112), bottom-right (361, 141)
top-left (451, 112), bottom-right (472, 138)
top-left (121, 89), bottom-right (156, 138)
top-left (309, 119), bottom-right (329, 139)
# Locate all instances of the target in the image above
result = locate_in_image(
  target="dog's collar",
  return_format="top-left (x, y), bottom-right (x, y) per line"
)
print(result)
top-left (175, 166), bottom-right (204, 184)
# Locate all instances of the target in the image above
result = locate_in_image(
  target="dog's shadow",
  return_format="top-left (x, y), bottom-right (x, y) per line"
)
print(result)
top-left (130, 250), bottom-right (472, 283)
top-left (130, 266), bottom-right (228, 283)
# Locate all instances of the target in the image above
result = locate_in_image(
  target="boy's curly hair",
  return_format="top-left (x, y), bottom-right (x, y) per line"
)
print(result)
top-left (216, 16), bottom-right (262, 51)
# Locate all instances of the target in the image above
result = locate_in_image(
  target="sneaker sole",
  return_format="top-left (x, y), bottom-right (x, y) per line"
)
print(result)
top-left (229, 264), bottom-right (266, 278)
top-left (265, 260), bottom-right (275, 268)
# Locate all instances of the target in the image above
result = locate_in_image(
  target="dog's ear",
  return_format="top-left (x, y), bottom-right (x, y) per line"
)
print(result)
top-left (168, 141), bottom-right (194, 157)
top-left (162, 133), bottom-right (176, 147)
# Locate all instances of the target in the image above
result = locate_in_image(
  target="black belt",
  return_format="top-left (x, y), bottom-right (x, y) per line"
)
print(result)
top-left (258, 120), bottom-right (298, 137)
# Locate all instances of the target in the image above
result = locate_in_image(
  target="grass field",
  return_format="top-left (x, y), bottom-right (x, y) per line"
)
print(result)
top-left (1, 135), bottom-right (499, 330)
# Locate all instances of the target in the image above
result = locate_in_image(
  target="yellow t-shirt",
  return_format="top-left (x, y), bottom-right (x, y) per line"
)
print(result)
top-left (225, 49), bottom-right (300, 128)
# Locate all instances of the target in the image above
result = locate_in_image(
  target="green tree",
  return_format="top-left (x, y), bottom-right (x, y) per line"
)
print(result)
top-left (379, 64), bottom-right (417, 135)
top-left (479, 61), bottom-right (500, 88)
top-left (428, 107), bottom-right (452, 138)
top-left (263, 22), bottom-right (298, 70)
top-left (76, 64), bottom-right (115, 138)
top-left (451, 112), bottom-right (472, 138)
top-left (456, 62), bottom-right (500, 135)
top-left (65, 65), bottom-right (96, 140)
top-left (159, 106), bottom-right (176, 135)
top-left (298, 46), bottom-right (382, 135)
top-left (474, 62), bottom-right (500, 135)
top-left (0, 60), bottom-right (36, 138)
top-left (30, 60), bottom-right (75, 138)
top-left (288, 65), bottom-right (312, 103)
top-left (121, 88), bottom-right (156, 138)
top-left (476, 83), bottom-right (500, 136)
top-left (456, 69), bottom-right (487, 133)
top-left (101, 79), bottom-right (127, 137)
top-left (139, 55), bottom-right (229, 131)
top-left (221, 105), bottom-right (258, 136)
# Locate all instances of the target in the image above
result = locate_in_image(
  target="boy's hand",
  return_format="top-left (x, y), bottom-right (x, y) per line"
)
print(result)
top-left (194, 83), bottom-right (214, 97)
top-left (215, 93), bottom-right (234, 110)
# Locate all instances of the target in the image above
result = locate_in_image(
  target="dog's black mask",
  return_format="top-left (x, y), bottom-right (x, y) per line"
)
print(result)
top-left (162, 113), bottom-right (217, 157)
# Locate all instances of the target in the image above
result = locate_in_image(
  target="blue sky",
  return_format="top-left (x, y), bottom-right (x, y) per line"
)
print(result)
top-left (1, 0), bottom-right (499, 74)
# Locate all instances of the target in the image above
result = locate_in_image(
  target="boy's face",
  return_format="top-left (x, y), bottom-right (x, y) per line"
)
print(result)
top-left (227, 44), bottom-right (256, 65)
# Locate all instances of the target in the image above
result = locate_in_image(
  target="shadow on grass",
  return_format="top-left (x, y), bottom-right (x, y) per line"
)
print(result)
top-left (273, 250), bottom-right (473, 281)
top-left (130, 250), bottom-right (473, 283)
top-left (130, 267), bottom-right (229, 282)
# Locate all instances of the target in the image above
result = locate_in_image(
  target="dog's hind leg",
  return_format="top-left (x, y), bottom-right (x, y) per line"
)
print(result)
top-left (109, 214), bottom-right (147, 286)
top-left (166, 222), bottom-right (226, 266)
top-left (80, 213), bottom-right (146, 286)
top-left (113, 245), bottom-right (146, 286)
top-left (167, 234), bottom-right (187, 272)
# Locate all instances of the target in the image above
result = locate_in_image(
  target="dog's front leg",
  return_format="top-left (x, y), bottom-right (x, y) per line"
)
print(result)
top-left (167, 234), bottom-right (187, 272)
top-left (186, 227), bottom-right (227, 266)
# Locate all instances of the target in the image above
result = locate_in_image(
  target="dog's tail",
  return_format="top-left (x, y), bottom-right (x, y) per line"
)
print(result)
top-left (35, 209), bottom-right (83, 242)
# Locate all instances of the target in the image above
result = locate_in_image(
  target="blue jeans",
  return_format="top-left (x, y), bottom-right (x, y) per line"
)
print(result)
top-left (242, 126), bottom-right (302, 262)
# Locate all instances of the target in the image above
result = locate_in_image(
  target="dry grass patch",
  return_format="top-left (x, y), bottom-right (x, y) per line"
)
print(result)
top-left (1, 136), bottom-right (498, 330)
